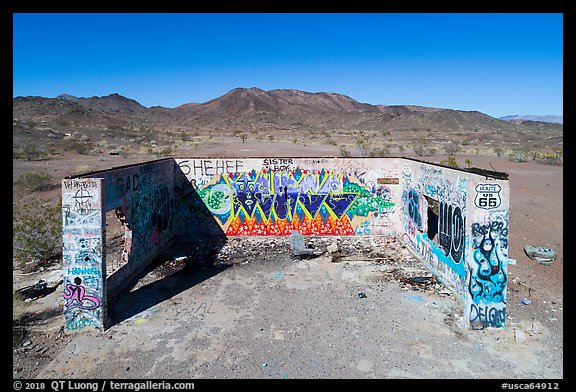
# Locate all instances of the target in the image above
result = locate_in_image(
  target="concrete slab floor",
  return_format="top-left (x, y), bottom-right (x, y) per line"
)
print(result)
top-left (37, 252), bottom-right (562, 379)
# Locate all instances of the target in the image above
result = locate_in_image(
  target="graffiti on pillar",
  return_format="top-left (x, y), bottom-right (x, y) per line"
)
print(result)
top-left (468, 213), bottom-right (508, 328)
top-left (474, 183), bottom-right (502, 210)
top-left (63, 277), bottom-right (102, 312)
top-left (62, 178), bottom-right (104, 331)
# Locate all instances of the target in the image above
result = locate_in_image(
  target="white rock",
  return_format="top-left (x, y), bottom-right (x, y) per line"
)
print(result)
top-left (324, 239), bottom-right (337, 252)
top-left (514, 328), bottom-right (527, 343)
top-left (530, 320), bottom-right (544, 334)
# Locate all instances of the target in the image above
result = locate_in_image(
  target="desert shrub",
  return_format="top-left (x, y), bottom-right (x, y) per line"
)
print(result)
top-left (494, 147), bottom-right (505, 157)
top-left (15, 143), bottom-right (45, 160)
top-left (340, 147), bottom-right (351, 157)
top-left (119, 146), bottom-right (131, 158)
top-left (532, 151), bottom-right (563, 165)
top-left (368, 147), bottom-right (390, 157)
top-left (412, 140), bottom-right (432, 156)
top-left (18, 172), bottom-right (53, 191)
top-left (508, 150), bottom-right (529, 162)
top-left (440, 156), bottom-right (459, 168)
top-left (155, 146), bottom-right (173, 157)
top-left (444, 142), bottom-right (462, 155)
top-left (63, 139), bottom-right (92, 154)
top-left (13, 198), bottom-right (62, 269)
top-left (356, 138), bottom-right (369, 157)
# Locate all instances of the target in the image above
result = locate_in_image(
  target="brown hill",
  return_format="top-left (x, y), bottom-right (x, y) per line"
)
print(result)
top-left (74, 93), bottom-right (147, 114)
top-left (13, 88), bottom-right (563, 155)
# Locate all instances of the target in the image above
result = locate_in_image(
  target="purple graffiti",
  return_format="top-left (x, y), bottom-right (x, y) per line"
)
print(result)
top-left (63, 277), bottom-right (101, 313)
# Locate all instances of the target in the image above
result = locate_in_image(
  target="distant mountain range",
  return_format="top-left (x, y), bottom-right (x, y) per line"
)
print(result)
top-left (13, 87), bottom-right (563, 138)
top-left (499, 115), bottom-right (563, 124)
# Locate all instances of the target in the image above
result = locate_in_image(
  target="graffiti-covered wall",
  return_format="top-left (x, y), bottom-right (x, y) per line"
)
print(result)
top-left (62, 159), bottom-right (176, 331)
top-left (398, 159), bottom-right (509, 329)
top-left (400, 162), bottom-right (469, 301)
top-left (93, 159), bottom-right (176, 299)
top-left (174, 158), bottom-right (402, 237)
top-left (63, 157), bottom-right (508, 332)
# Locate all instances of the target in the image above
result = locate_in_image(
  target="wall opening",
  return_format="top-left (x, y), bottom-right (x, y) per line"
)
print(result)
top-left (105, 208), bottom-right (131, 280)
top-left (424, 195), bottom-right (439, 242)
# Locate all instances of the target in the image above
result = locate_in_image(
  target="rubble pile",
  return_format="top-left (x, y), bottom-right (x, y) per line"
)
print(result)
top-left (214, 235), bottom-right (410, 263)
top-left (217, 237), bottom-right (291, 262)
top-left (209, 235), bottom-right (453, 296)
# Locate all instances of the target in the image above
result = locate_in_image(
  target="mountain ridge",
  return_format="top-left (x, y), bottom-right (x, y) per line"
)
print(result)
top-left (13, 88), bottom-right (563, 138)
top-left (499, 114), bottom-right (563, 124)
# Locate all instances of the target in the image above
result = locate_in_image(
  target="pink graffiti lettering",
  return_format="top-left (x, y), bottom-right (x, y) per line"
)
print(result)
top-left (63, 279), bottom-right (101, 313)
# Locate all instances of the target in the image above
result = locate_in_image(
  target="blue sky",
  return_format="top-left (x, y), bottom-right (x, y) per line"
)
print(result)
top-left (13, 13), bottom-right (563, 118)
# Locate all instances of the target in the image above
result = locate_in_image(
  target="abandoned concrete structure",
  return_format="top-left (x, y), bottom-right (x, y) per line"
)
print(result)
top-left (61, 157), bottom-right (509, 332)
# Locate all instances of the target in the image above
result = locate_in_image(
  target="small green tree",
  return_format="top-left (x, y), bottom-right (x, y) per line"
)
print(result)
top-left (13, 198), bottom-right (62, 270)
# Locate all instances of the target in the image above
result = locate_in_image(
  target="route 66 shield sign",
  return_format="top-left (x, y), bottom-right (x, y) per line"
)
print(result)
top-left (474, 183), bottom-right (502, 210)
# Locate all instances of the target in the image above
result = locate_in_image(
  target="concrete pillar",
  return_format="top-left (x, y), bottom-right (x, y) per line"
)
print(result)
top-left (465, 180), bottom-right (509, 329)
top-left (62, 178), bottom-right (107, 332)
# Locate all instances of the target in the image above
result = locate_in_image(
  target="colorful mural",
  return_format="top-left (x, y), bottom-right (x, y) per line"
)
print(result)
top-left (194, 167), bottom-right (395, 236)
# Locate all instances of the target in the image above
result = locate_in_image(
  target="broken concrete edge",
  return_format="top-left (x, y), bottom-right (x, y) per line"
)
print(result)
top-left (403, 243), bottom-right (467, 327)
top-left (289, 231), bottom-right (315, 256)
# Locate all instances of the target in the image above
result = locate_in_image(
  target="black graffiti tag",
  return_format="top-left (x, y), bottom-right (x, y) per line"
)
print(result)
top-left (469, 303), bottom-right (506, 328)
top-left (438, 202), bottom-right (465, 264)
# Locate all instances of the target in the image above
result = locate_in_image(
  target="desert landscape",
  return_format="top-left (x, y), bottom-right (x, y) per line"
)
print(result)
top-left (12, 89), bottom-right (563, 379)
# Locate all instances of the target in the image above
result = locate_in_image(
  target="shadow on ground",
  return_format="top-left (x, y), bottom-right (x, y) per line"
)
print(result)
top-left (107, 165), bottom-right (232, 328)
top-left (107, 236), bottom-right (230, 328)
